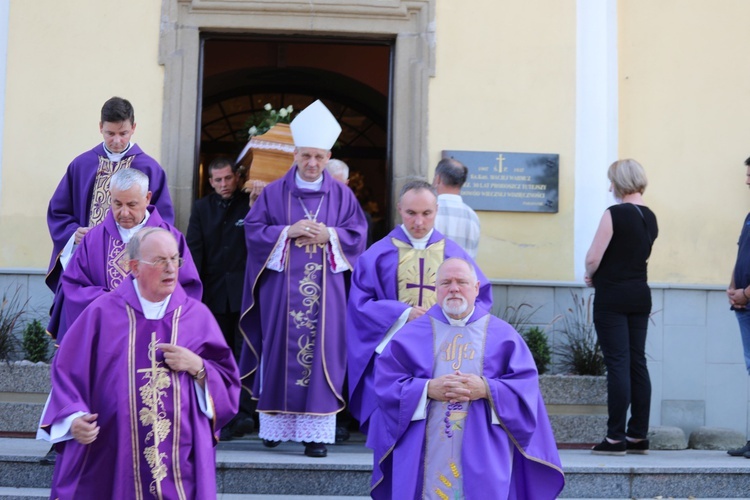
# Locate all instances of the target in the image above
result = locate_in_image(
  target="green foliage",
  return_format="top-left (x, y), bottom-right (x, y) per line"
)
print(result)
top-left (22, 319), bottom-right (51, 363)
top-left (522, 326), bottom-right (551, 375)
top-left (0, 285), bottom-right (28, 362)
top-left (497, 302), bottom-right (553, 375)
top-left (244, 103), bottom-right (295, 138)
top-left (554, 292), bottom-right (606, 376)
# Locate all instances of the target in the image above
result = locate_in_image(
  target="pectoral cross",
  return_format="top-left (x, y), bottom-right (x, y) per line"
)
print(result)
top-left (405, 257), bottom-right (436, 307)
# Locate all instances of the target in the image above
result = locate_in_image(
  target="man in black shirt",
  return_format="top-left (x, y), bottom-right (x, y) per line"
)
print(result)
top-left (187, 156), bottom-right (255, 440)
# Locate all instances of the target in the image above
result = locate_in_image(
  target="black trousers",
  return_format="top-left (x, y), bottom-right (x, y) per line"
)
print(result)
top-left (214, 311), bottom-right (256, 419)
top-left (593, 309), bottom-right (651, 441)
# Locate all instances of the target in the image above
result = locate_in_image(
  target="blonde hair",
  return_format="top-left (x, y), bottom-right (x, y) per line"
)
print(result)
top-left (607, 159), bottom-right (648, 200)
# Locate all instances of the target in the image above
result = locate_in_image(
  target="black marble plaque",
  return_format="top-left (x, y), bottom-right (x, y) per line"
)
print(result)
top-left (443, 150), bottom-right (559, 213)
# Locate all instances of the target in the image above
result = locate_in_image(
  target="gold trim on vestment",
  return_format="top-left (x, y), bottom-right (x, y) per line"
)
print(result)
top-left (169, 307), bottom-right (187, 500)
top-left (393, 238), bottom-right (445, 309)
top-left (290, 262), bottom-right (322, 387)
top-left (126, 305), bottom-right (144, 500)
top-left (88, 156), bottom-right (134, 226)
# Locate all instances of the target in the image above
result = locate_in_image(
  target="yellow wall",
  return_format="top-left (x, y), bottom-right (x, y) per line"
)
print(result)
top-left (619, 0), bottom-right (750, 285)
top-left (0, 0), bottom-right (164, 267)
top-left (429, 0), bottom-right (577, 281)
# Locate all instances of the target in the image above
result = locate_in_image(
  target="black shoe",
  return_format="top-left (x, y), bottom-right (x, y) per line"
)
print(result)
top-left (39, 446), bottom-right (57, 465)
top-left (262, 439), bottom-right (281, 448)
top-left (626, 439), bottom-right (649, 455)
top-left (728, 440), bottom-right (750, 457)
top-left (303, 442), bottom-right (328, 458)
top-left (232, 416), bottom-right (256, 437)
top-left (591, 438), bottom-right (626, 456)
top-left (335, 425), bottom-right (350, 443)
top-left (219, 426), bottom-right (234, 441)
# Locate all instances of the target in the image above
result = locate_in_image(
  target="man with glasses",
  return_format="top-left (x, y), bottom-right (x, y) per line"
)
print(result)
top-left (38, 228), bottom-right (240, 499)
top-left (48, 168), bottom-right (201, 345)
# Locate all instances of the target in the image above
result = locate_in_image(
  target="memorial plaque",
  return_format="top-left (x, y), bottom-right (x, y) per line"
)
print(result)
top-left (443, 150), bottom-right (559, 213)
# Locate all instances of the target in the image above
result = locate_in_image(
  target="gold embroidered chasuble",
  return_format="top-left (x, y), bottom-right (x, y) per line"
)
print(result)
top-left (393, 238), bottom-right (445, 309)
top-left (88, 155), bottom-right (135, 226)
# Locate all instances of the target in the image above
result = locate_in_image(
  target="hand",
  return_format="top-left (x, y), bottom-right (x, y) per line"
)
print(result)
top-left (453, 371), bottom-right (488, 401)
top-left (728, 287), bottom-right (748, 309)
top-left (407, 306), bottom-right (428, 321)
top-left (427, 373), bottom-right (472, 403)
top-left (156, 343), bottom-right (203, 376)
top-left (74, 226), bottom-right (91, 245)
top-left (584, 275), bottom-right (593, 287)
top-left (292, 221), bottom-right (330, 246)
top-left (248, 180), bottom-right (267, 207)
top-left (71, 413), bottom-right (99, 445)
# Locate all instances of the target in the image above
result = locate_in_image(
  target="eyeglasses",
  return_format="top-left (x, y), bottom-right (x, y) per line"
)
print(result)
top-left (138, 256), bottom-right (184, 270)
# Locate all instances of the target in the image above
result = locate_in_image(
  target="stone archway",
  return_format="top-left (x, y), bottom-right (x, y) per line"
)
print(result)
top-left (159, 0), bottom-right (435, 229)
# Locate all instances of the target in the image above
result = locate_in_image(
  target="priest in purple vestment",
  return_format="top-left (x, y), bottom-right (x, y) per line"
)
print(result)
top-left (239, 100), bottom-right (367, 458)
top-left (347, 180), bottom-right (493, 439)
top-left (373, 258), bottom-right (564, 499)
top-left (38, 228), bottom-right (240, 499)
top-left (48, 168), bottom-right (202, 344)
top-left (46, 96), bottom-right (174, 293)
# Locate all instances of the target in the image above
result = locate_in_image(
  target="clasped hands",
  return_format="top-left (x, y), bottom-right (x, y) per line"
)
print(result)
top-left (288, 219), bottom-right (330, 246)
top-left (427, 371), bottom-right (487, 403)
top-left (727, 287), bottom-right (749, 309)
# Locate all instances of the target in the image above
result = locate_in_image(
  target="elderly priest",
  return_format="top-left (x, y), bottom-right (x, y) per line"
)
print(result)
top-left (239, 100), bottom-right (367, 458)
top-left (38, 228), bottom-right (240, 499)
top-left (372, 258), bottom-right (564, 499)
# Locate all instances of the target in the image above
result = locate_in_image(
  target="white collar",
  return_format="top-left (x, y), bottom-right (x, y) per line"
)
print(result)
top-left (133, 278), bottom-right (172, 320)
top-left (116, 209), bottom-right (150, 243)
top-left (295, 170), bottom-right (323, 191)
top-left (442, 306), bottom-right (475, 326)
top-left (400, 224), bottom-right (434, 249)
top-left (102, 142), bottom-right (133, 162)
top-left (437, 193), bottom-right (463, 202)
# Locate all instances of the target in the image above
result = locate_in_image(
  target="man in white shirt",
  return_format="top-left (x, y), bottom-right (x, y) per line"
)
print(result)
top-left (433, 158), bottom-right (481, 258)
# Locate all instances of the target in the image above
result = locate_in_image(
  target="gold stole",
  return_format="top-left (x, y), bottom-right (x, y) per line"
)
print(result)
top-left (393, 238), bottom-right (445, 309)
top-left (88, 155), bottom-right (135, 226)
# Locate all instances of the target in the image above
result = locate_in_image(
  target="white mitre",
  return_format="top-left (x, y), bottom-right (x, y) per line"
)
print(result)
top-left (290, 100), bottom-right (342, 150)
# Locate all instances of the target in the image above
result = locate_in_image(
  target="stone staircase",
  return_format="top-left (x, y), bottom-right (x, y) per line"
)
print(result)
top-left (3, 436), bottom-right (750, 498)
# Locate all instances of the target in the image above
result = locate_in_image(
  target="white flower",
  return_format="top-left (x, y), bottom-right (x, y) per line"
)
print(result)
top-left (248, 126), bottom-right (258, 136)
top-left (279, 108), bottom-right (288, 118)
top-left (286, 105), bottom-right (294, 113)
top-left (264, 103), bottom-right (272, 111)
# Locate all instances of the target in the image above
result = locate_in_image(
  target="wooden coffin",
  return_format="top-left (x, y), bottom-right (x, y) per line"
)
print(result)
top-left (238, 123), bottom-right (295, 189)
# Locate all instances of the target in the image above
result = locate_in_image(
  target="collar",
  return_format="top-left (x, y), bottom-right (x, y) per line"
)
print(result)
top-left (400, 224), bottom-right (435, 249)
top-left (295, 169), bottom-right (323, 191)
top-left (102, 142), bottom-right (133, 162)
top-left (115, 209), bottom-right (150, 243)
top-left (132, 278), bottom-right (172, 320)
top-left (442, 306), bottom-right (476, 326)
top-left (437, 193), bottom-right (463, 203)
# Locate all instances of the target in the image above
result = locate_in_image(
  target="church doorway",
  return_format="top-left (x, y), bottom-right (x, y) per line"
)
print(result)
top-left (196, 36), bottom-right (392, 240)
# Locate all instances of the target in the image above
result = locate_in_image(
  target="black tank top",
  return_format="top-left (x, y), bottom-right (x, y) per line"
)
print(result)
top-left (592, 203), bottom-right (658, 313)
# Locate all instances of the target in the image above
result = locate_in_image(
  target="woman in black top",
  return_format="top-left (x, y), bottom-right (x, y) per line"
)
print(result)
top-left (584, 159), bottom-right (658, 456)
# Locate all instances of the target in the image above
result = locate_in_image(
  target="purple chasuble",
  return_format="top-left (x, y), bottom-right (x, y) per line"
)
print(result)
top-left (372, 306), bottom-right (565, 500)
top-left (48, 206), bottom-right (202, 344)
top-left (346, 226), bottom-right (493, 436)
top-left (40, 278), bottom-right (240, 499)
top-left (238, 167), bottom-right (367, 416)
top-left (46, 143), bottom-right (174, 292)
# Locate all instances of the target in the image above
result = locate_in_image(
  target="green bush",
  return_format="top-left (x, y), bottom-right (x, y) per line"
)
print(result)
top-left (554, 292), bottom-right (606, 376)
top-left (522, 326), bottom-right (551, 375)
top-left (22, 319), bottom-right (51, 363)
top-left (0, 285), bottom-right (27, 362)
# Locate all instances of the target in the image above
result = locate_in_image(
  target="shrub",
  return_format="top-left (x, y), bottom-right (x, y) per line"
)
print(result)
top-left (0, 284), bottom-right (27, 362)
top-left (22, 319), bottom-right (51, 363)
top-left (554, 291), bottom-right (606, 376)
top-left (523, 326), bottom-right (551, 375)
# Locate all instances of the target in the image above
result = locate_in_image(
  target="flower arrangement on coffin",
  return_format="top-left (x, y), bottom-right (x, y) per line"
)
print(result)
top-left (245, 103), bottom-right (295, 138)
top-left (237, 103), bottom-right (297, 186)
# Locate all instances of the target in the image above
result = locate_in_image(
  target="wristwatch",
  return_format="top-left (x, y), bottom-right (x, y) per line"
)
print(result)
top-left (193, 365), bottom-right (206, 381)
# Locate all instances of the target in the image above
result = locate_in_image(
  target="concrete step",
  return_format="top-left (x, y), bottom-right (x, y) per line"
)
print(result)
top-left (4, 437), bottom-right (750, 498)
